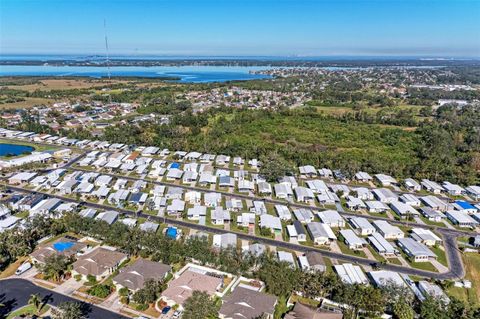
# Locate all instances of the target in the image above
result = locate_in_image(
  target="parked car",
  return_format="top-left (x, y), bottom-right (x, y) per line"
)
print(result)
top-left (15, 262), bottom-right (32, 275)
top-left (162, 306), bottom-right (171, 315)
top-left (173, 311), bottom-right (181, 318)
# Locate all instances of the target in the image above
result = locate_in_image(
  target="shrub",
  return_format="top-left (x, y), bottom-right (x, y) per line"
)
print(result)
top-left (135, 303), bottom-right (148, 311)
top-left (87, 284), bottom-right (112, 298)
top-left (74, 274), bottom-right (82, 282)
top-left (86, 274), bottom-right (97, 285)
top-left (120, 296), bottom-right (129, 305)
top-left (119, 287), bottom-right (129, 297)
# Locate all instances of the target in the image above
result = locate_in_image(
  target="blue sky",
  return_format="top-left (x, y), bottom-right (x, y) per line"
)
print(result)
top-left (1, 0), bottom-right (479, 57)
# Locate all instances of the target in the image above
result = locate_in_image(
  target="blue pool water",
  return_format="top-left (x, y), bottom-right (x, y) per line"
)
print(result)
top-left (170, 162), bottom-right (180, 169)
top-left (53, 241), bottom-right (75, 252)
top-left (166, 227), bottom-right (178, 239)
top-left (0, 65), bottom-right (272, 83)
top-left (0, 143), bottom-right (34, 157)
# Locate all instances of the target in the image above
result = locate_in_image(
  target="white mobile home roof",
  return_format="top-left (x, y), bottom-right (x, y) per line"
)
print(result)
top-left (411, 228), bottom-right (442, 243)
top-left (260, 214), bottom-right (282, 230)
top-left (95, 210), bottom-right (118, 225)
top-left (334, 263), bottom-right (369, 285)
top-left (277, 251), bottom-right (296, 266)
top-left (390, 201), bottom-right (419, 217)
top-left (275, 205), bottom-right (291, 220)
top-left (373, 220), bottom-right (404, 238)
top-left (305, 180), bottom-right (328, 193)
top-left (316, 210), bottom-right (344, 226)
top-left (350, 217), bottom-right (375, 232)
top-left (368, 233), bottom-right (396, 255)
top-left (446, 210), bottom-right (478, 225)
top-left (306, 222), bottom-right (337, 240)
top-left (421, 196), bottom-right (449, 211)
top-left (340, 229), bottom-right (367, 247)
top-left (369, 270), bottom-right (406, 288)
top-left (397, 238), bottom-right (436, 258)
top-left (404, 178), bottom-right (421, 189)
top-left (292, 209), bottom-right (314, 223)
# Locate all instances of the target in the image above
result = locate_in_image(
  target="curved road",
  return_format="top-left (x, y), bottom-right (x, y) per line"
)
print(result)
top-left (67, 166), bottom-right (477, 238)
top-left (0, 278), bottom-right (128, 319)
top-left (6, 185), bottom-right (465, 280)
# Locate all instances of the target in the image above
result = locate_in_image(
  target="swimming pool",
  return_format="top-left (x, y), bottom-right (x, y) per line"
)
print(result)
top-left (53, 241), bottom-right (75, 252)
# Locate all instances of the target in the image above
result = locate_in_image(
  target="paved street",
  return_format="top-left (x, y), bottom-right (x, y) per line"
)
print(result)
top-left (0, 278), bottom-right (129, 319)
top-left (68, 166), bottom-right (478, 238)
top-left (5, 185), bottom-right (466, 280)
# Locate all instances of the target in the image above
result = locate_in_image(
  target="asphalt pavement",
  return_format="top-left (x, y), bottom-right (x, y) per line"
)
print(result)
top-left (0, 278), bottom-right (129, 319)
top-left (6, 185), bottom-right (466, 280)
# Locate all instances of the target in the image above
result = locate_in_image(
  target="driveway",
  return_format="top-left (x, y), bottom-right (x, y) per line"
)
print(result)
top-left (0, 278), bottom-right (128, 319)
top-left (54, 277), bottom-right (84, 295)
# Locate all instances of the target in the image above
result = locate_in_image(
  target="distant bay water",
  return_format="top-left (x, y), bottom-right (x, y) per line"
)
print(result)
top-left (0, 65), bottom-right (272, 83)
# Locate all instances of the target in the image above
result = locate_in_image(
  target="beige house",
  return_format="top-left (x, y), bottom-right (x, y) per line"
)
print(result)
top-left (72, 247), bottom-right (127, 280)
top-left (219, 286), bottom-right (277, 319)
top-left (161, 270), bottom-right (223, 308)
top-left (113, 258), bottom-right (171, 292)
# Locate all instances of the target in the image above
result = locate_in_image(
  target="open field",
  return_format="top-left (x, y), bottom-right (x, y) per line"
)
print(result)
top-left (0, 97), bottom-right (54, 109)
top-left (1, 78), bottom-right (130, 92)
top-left (447, 253), bottom-right (480, 305)
top-left (0, 256), bottom-right (27, 279)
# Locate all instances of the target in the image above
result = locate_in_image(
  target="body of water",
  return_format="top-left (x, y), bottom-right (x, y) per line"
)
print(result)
top-left (0, 65), bottom-right (272, 83)
top-left (53, 241), bottom-right (75, 252)
top-left (0, 143), bottom-right (34, 157)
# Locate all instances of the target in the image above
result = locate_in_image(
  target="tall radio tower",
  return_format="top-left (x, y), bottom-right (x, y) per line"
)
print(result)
top-left (104, 19), bottom-right (111, 80)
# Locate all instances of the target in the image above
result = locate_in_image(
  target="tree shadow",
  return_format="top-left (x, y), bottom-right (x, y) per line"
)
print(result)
top-left (79, 302), bottom-right (92, 317)
top-left (0, 293), bottom-right (18, 319)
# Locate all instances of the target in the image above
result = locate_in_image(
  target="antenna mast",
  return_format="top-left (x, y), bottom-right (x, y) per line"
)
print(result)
top-left (104, 19), bottom-right (111, 80)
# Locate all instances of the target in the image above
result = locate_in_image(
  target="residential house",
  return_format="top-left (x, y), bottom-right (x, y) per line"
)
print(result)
top-left (219, 287), bottom-right (277, 319)
top-left (306, 222), bottom-right (337, 245)
top-left (72, 247), bottom-right (127, 281)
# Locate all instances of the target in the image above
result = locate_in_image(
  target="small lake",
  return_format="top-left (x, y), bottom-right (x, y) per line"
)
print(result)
top-left (0, 143), bottom-right (35, 157)
top-left (0, 65), bottom-right (272, 83)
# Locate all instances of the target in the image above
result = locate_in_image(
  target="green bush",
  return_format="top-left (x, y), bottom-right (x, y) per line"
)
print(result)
top-left (119, 287), bottom-right (129, 297)
top-left (87, 284), bottom-right (112, 298)
top-left (86, 274), bottom-right (97, 285)
top-left (135, 303), bottom-right (149, 311)
top-left (74, 274), bottom-right (82, 282)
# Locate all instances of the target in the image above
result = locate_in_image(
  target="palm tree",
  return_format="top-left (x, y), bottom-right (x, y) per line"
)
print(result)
top-left (28, 293), bottom-right (41, 314)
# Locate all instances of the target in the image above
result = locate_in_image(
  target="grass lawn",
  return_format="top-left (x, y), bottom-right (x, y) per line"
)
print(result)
top-left (430, 245), bottom-right (448, 267)
top-left (447, 253), bottom-right (480, 305)
top-left (398, 250), bottom-right (437, 272)
top-left (366, 246), bottom-right (386, 263)
top-left (410, 261), bottom-right (437, 272)
top-left (386, 257), bottom-right (403, 266)
top-left (0, 256), bottom-right (27, 279)
top-left (14, 210), bottom-right (30, 219)
top-left (6, 304), bottom-right (50, 319)
top-left (336, 240), bottom-right (368, 259)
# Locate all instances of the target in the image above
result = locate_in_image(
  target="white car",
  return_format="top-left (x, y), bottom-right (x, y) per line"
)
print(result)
top-left (15, 262), bottom-right (32, 275)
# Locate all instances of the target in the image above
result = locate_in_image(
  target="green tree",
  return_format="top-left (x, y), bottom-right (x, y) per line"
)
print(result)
top-left (28, 293), bottom-right (42, 314)
top-left (393, 298), bottom-right (414, 319)
top-left (258, 256), bottom-right (300, 297)
top-left (182, 291), bottom-right (218, 319)
top-left (87, 284), bottom-right (112, 298)
top-left (259, 153), bottom-right (294, 182)
top-left (419, 297), bottom-right (449, 319)
top-left (132, 279), bottom-right (166, 305)
top-left (51, 301), bottom-right (85, 319)
top-left (40, 254), bottom-right (70, 282)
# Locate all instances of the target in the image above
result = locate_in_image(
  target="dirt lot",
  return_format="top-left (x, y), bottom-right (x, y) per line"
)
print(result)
top-left (4, 78), bottom-right (128, 92)
top-left (0, 97), bottom-right (54, 109)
